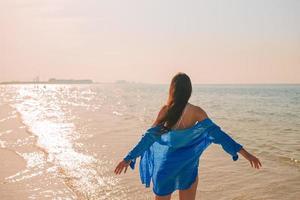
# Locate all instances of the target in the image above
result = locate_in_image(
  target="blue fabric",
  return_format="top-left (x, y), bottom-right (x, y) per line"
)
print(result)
top-left (123, 118), bottom-right (243, 196)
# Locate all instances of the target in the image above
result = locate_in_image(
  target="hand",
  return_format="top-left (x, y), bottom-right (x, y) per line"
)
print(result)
top-left (114, 160), bottom-right (131, 175)
top-left (246, 153), bottom-right (262, 169)
top-left (239, 148), bottom-right (262, 169)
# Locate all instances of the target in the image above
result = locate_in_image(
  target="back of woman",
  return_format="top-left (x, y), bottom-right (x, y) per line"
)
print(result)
top-left (114, 72), bottom-right (262, 200)
top-left (159, 102), bottom-right (209, 132)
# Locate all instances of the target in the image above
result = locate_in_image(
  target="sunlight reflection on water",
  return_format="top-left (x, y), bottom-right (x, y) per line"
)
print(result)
top-left (1, 84), bottom-right (299, 200)
top-left (9, 85), bottom-right (119, 199)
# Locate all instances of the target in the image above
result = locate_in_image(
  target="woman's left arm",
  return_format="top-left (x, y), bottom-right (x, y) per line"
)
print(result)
top-left (114, 128), bottom-right (161, 174)
top-left (114, 105), bottom-right (167, 175)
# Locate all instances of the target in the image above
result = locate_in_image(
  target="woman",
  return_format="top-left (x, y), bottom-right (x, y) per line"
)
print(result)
top-left (114, 72), bottom-right (262, 200)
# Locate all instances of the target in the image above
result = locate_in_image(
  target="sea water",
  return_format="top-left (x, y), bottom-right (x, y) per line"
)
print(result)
top-left (0, 83), bottom-right (299, 199)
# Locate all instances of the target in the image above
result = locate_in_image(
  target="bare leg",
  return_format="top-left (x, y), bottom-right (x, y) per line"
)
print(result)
top-left (179, 176), bottom-right (199, 200)
top-left (155, 193), bottom-right (172, 200)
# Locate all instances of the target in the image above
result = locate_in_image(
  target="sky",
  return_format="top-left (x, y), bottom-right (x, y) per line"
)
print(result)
top-left (1, 0), bottom-right (299, 84)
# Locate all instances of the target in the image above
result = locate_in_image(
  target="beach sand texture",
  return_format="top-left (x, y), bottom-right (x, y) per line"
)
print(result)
top-left (0, 84), bottom-right (299, 199)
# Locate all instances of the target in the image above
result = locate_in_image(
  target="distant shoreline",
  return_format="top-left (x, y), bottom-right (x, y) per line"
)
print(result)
top-left (0, 81), bottom-right (298, 86)
top-left (0, 79), bottom-right (93, 85)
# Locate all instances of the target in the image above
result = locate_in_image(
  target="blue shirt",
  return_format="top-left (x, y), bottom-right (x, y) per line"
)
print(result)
top-left (123, 118), bottom-right (243, 196)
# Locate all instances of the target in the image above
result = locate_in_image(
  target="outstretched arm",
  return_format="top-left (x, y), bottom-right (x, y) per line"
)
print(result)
top-left (207, 124), bottom-right (262, 169)
top-left (238, 147), bottom-right (262, 169)
top-left (207, 125), bottom-right (243, 161)
top-left (114, 105), bottom-right (167, 175)
top-left (195, 106), bottom-right (262, 169)
top-left (114, 129), bottom-right (160, 174)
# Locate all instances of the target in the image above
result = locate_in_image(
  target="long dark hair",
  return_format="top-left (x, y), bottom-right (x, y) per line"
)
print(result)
top-left (158, 72), bottom-right (192, 131)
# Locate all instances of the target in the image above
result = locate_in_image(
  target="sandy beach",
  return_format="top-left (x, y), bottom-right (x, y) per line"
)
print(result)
top-left (0, 103), bottom-right (76, 199)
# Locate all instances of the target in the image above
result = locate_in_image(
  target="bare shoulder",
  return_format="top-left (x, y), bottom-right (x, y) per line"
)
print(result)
top-left (189, 103), bottom-right (209, 121)
top-left (152, 104), bottom-right (168, 126)
top-left (158, 104), bottom-right (169, 118)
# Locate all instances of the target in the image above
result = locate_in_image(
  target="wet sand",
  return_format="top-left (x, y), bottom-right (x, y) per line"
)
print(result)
top-left (0, 148), bottom-right (28, 200)
top-left (0, 104), bottom-right (76, 199)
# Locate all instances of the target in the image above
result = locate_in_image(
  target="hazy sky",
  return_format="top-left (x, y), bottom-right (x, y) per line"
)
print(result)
top-left (1, 0), bottom-right (299, 84)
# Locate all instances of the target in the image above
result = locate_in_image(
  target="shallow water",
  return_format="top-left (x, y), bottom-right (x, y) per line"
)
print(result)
top-left (0, 83), bottom-right (299, 199)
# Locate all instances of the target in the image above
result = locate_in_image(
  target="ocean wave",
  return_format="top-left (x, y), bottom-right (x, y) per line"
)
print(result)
top-left (12, 86), bottom-right (117, 199)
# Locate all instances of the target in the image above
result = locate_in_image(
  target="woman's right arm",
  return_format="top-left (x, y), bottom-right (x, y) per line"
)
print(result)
top-left (195, 106), bottom-right (262, 169)
top-left (209, 125), bottom-right (262, 169)
top-left (238, 147), bottom-right (262, 169)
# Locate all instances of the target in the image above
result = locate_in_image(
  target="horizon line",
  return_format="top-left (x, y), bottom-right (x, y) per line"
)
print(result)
top-left (0, 81), bottom-right (299, 85)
